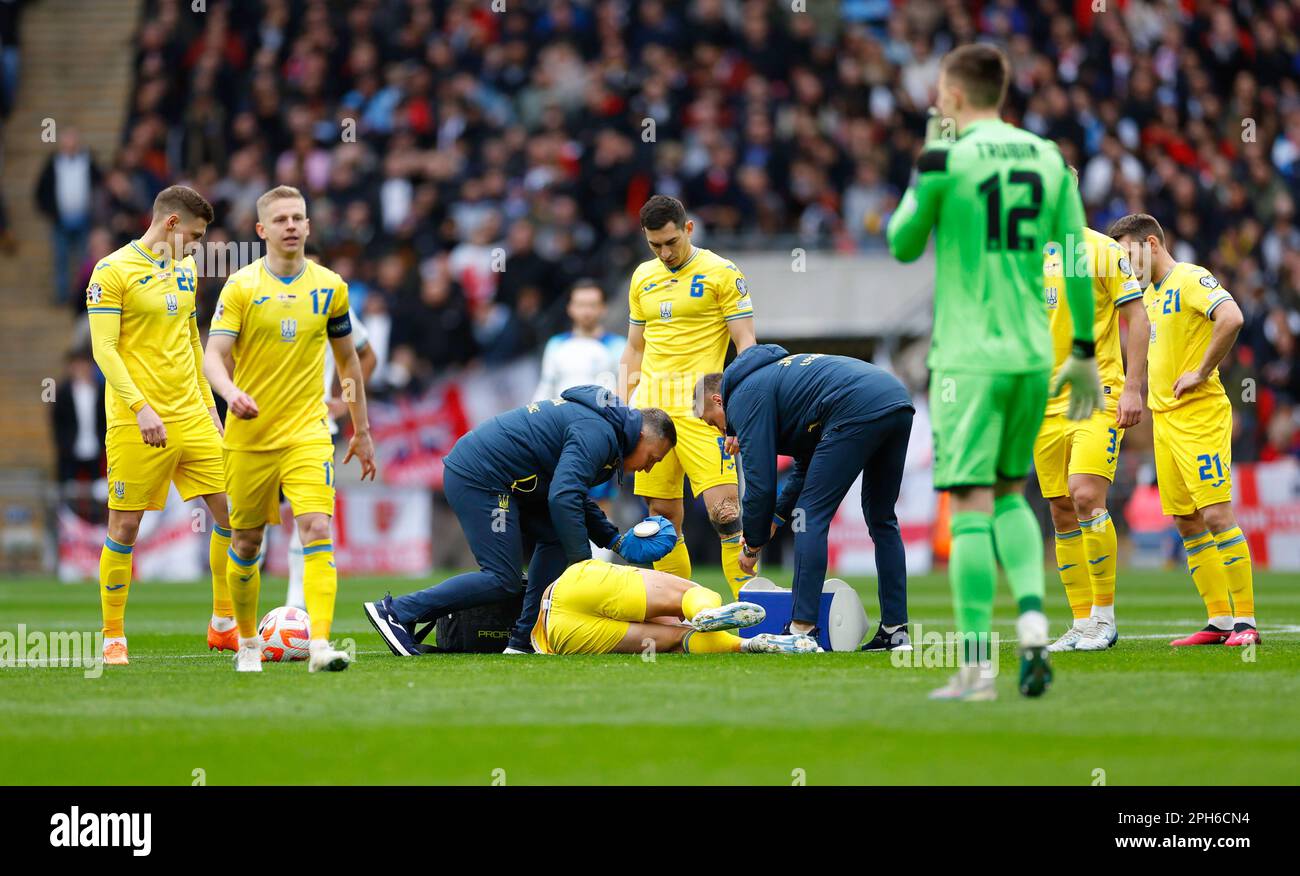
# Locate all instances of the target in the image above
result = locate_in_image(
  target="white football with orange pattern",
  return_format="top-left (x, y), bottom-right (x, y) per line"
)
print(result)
top-left (257, 606), bottom-right (311, 662)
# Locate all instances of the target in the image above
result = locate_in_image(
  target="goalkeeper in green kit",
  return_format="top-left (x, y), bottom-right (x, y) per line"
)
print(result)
top-left (886, 45), bottom-right (1103, 701)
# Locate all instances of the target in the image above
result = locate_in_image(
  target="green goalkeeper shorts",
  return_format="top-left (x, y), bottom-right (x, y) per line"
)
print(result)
top-left (930, 369), bottom-right (1051, 490)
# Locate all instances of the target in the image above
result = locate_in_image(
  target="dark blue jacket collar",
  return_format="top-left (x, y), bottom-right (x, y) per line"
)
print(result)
top-left (720, 344), bottom-right (789, 409)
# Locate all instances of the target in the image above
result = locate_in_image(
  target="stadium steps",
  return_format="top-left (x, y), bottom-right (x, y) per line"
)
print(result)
top-left (0, 0), bottom-right (141, 473)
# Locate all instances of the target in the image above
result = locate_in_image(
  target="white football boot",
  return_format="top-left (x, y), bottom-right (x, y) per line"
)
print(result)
top-left (1047, 617), bottom-right (1095, 652)
top-left (741, 633), bottom-right (822, 653)
top-left (1074, 616), bottom-right (1118, 651)
top-left (929, 665), bottom-right (997, 701)
top-left (308, 639), bottom-right (352, 673)
top-left (692, 601), bottom-right (766, 633)
top-left (234, 637), bottom-right (263, 673)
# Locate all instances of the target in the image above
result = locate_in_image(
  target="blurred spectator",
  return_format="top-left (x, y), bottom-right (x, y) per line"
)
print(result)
top-left (392, 261), bottom-right (478, 378)
top-left (36, 127), bottom-right (100, 304)
top-left (843, 161), bottom-right (898, 246)
top-left (0, 0), bottom-right (21, 118)
top-left (533, 279), bottom-right (625, 401)
top-left (1263, 405), bottom-right (1300, 461)
top-left (0, 141), bottom-right (12, 254)
top-left (361, 292), bottom-right (393, 391)
top-left (51, 348), bottom-right (106, 506)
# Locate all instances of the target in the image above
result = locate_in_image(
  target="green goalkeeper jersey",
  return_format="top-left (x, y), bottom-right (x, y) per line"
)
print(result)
top-left (887, 117), bottom-right (1093, 374)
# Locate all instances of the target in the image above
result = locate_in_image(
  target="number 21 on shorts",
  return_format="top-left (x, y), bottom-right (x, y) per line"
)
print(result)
top-left (1197, 453), bottom-right (1225, 486)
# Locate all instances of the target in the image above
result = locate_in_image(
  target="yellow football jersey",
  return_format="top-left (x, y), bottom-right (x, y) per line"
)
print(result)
top-left (210, 258), bottom-right (351, 450)
top-left (86, 240), bottom-right (214, 428)
top-left (628, 247), bottom-right (753, 413)
top-left (1144, 262), bottom-right (1233, 413)
top-left (1043, 227), bottom-right (1143, 416)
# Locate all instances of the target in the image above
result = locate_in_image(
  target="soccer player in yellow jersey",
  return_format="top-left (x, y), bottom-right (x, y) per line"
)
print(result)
top-left (1109, 213), bottom-right (1258, 647)
top-left (1036, 200), bottom-right (1151, 653)
top-left (87, 186), bottom-right (236, 666)
top-left (203, 186), bottom-right (377, 673)
top-left (618, 196), bottom-right (756, 597)
top-left (529, 559), bottom-right (818, 655)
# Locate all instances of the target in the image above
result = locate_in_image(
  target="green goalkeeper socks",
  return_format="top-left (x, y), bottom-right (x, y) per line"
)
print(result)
top-left (993, 493), bottom-right (1045, 614)
top-left (950, 511), bottom-right (997, 664)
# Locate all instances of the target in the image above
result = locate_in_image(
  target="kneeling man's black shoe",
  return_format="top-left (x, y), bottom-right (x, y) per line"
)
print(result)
top-left (860, 623), bottom-right (912, 652)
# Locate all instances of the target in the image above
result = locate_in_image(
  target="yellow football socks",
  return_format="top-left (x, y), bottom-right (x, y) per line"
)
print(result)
top-left (302, 539), bottom-right (337, 641)
top-left (210, 524), bottom-right (233, 618)
top-left (226, 547), bottom-right (262, 638)
top-left (99, 537), bottom-right (134, 638)
top-left (682, 630), bottom-right (741, 653)
top-left (1053, 528), bottom-right (1091, 621)
top-left (1213, 526), bottom-right (1254, 620)
top-left (1079, 510), bottom-right (1117, 609)
top-left (681, 585), bottom-right (722, 621)
top-left (1183, 530), bottom-right (1232, 619)
top-left (719, 534), bottom-right (750, 598)
top-left (653, 535), bottom-right (691, 580)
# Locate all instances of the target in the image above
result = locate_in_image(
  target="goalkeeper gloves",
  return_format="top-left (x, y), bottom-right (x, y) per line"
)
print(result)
top-left (1052, 341), bottom-right (1104, 421)
top-left (611, 516), bottom-right (678, 565)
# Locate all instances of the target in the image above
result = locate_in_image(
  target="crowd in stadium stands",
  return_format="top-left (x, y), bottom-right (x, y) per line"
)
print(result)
top-left (27, 0), bottom-right (1300, 464)
top-left (0, 0), bottom-right (23, 251)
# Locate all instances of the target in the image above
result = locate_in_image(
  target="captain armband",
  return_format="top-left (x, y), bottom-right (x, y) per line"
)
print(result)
top-left (326, 312), bottom-right (353, 338)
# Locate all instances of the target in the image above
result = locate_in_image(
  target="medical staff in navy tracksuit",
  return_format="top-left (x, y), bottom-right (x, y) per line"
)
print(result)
top-left (364, 385), bottom-right (679, 655)
top-left (695, 344), bottom-right (915, 649)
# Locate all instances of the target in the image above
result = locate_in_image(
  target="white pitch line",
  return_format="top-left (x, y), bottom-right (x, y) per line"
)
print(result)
top-left (5, 649), bottom-right (393, 665)
top-left (126, 649), bottom-right (395, 661)
top-left (6, 629), bottom-right (1298, 666)
top-left (1001, 626), bottom-right (1300, 644)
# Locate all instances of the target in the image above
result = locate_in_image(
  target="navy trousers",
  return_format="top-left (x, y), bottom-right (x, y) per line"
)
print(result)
top-left (390, 466), bottom-right (568, 650)
top-left (789, 406), bottom-right (913, 627)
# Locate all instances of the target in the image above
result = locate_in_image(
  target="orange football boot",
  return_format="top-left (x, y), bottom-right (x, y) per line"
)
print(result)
top-left (207, 621), bottom-right (241, 652)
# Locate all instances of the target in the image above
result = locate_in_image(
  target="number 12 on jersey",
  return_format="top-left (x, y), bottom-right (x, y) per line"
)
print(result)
top-left (977, 170), bottom-right (1043, 252)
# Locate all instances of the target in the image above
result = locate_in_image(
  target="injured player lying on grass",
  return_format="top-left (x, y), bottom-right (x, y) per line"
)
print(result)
top-left (530, 559), bottom-right (820, 655)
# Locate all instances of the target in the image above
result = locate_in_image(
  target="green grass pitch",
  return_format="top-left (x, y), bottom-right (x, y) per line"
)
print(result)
top-left (1, 567), bottom-right (1297, 785)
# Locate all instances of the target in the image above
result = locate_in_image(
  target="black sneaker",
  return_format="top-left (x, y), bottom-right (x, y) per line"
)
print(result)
top-left (363, 593), bottom-right (422, 656)
top-left (781, 621), bottom-right (821, 639)
top-left (860, 623), bottom-right (912, 652)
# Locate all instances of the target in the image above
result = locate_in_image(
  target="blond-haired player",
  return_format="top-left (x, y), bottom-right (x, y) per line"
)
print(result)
top-left (619, 195), bottom-right (756, 598)
top-left (87, 185), bottom-right (236, 665)
top-left (530, 559), bottom-right (819, 655)
top-left (1108, 213), bottom-right (1257, 647)
top-left (1037, 176), bottom-right (1151, 652)
top-left (204, 186), bottom-right (377, 673)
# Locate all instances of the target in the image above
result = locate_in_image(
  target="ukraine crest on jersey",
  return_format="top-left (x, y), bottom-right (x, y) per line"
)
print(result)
top-left (627, 247), bottom-right (753, 412)
top-left (210, 258), bottom-right (351, 450)
top-left (85, 240), bottom-right (207, 427)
